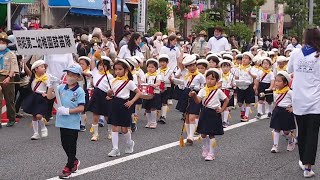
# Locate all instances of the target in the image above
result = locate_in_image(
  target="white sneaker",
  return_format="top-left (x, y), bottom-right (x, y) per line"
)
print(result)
top-left (205, 153), bottom-right (215, 161)
top-left (202, 146), bottom-right (209, 158)
top-left (304, 169), bottom-right (315, 178)
top-left (299, 161), bottom-right (305, 171)
top-left (287, 141), bottom-right (295, 152)
top-left (31, 133), bottom-right (40, 140)
top-left (271, 145), bottom-right (279, 153)
top-left (41, 128), bottom-right (48, 138)
top-left (168, 99), bottom-right (173, 105)
top-left (91, 135), bottom-right (99, 141)
top-left (107, 132), bottom-right (112, 140)
top-left (108, 149), bottom-right (120, 157)
top-left (125, 140), bottom-right (135, 154)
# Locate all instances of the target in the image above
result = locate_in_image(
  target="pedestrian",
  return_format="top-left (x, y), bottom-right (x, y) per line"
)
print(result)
top-left (0, 32), bottom-right (19, 128)
top-left (287, 27), bottom-right (320, 178)
top-left (107, 59), bottom-right (141, 157)
top-left (176, 54), bottom-right (205, 145)
top-left (47, 64), bottom-right (85, 179)
top-left (191, 30), bottom-right (208, 58)
top-left (142, 58), bottom-right (162, 129)
top-left (235, 52), bottom-right (256, 122)
top-left (157, 54), bottom-right (174, 124)
top-left (119, 31), bottom-right (131, 49)
top-left (206, 26), bottom-right (230, 53)
top-left (254, 57), bottom-right (274, 119)
top-left (270, 71), bottom-right (296, 153)
top-left (87, 55), bottom-right (114, 141)
top-left (22, 60), bottom-right (48, 140)
top-left (118, 33), bottom-right (144, 60)
top-left (190, 68), bottom-right (229, 161)
top-left (286, 36), bottom-right (302, 49)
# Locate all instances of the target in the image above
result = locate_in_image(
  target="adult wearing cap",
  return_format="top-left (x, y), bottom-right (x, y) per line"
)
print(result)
top-left (287, 28), bottom-right (320, 178)
top-left (191, 30), bottom-right (208, 58)
top-left (206, 26), bottom-right (230, 54)
top-left (273, 56), bottom-right (288, 76)
top-left (0, 32), bottom-right (19, 127)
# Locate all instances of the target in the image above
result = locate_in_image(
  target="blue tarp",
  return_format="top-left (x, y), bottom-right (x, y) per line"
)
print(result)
top-left (69, 8), bottom-right (104, 17)
top-left (0, 0), bottom-right (9, 4)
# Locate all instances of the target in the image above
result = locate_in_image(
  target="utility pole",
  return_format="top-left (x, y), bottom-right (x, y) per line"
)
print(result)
top-left (7, 0), bottom-right (11, 30)
top-left (256, 7), bottom-right (262, 40)
top-left (309, 0), bottom-right (314, 24)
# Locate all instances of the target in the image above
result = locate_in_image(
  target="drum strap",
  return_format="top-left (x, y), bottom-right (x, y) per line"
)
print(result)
top-left (95, 74), bottom-right (105, 87)
top-left (187, 75), bottom-right (196, 87)
top-left (33, 81), bottom-right (42, 92)
top-left (114, 81), bottom-right (129, 97)
top-left (260, 73), bottom-right (268, 82)
top-left (275, 92), bottom-right (288, 106)
top-left (204, 90), bottom-right (218, 106)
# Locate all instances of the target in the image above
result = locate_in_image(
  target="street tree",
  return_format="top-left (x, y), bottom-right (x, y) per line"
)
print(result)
top-left (148, 0), bottom-right (170, 33)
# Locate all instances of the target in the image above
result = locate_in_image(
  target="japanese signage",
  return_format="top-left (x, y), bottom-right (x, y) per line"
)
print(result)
top-left (137, 0), bottom-right (146, 34)
top-left (13, 28), bottom-right (76, 55)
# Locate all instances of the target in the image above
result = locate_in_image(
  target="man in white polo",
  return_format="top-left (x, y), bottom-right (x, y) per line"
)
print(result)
top-left (206, 26), bottom-right (230, 53)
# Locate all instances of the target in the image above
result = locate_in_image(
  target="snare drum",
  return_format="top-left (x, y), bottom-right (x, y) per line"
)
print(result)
top-left (159, 81), bottom-right (165, 92)
top-left (222, 88), bottom-right (233, 98)
top-left (139, 83), bottom-right (155, 100)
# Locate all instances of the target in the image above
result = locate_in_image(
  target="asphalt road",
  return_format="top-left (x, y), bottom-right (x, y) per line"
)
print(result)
top-left (0, 102), bottom-right (318, 180)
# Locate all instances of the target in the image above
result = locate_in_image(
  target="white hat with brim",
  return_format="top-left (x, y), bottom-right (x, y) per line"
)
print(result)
top-left (206, 54), bottom-right (220, 61)
top-left (284, 48), bottom-right (293, 54)
top-left (182, 54), bottom-right (197, 66)
top-left (268, 51), bottom-right (275, 56)
top-left (31, 60), bottom-right (47, 71)
top-left (193, 53), bottom-right (200, 59)
top-left (260, 56), bottom-right (272, 65)
top-left (125, 57), bottom-right (139, 68)
top-left (272, 48), bottom-right (279, 52)
top-left (250, 45), bottom-right (258, 51)
top-left (223, 54), bottom-right (233, 61)
top-left (79, 56), bottom-right (91, 63)
top-left (277, 71), bottom-right (291, 84)
top-left (231, 49), bottom-right (240, 54)
top-left (196, 59), bottom-right (209, 67)
top-left (235, 54), bottom-right (243, 59)
top-left (242, 52), bottom-right (254, 60)
top-left (252, 55), bottom-right (261, 63)
top-left (146, 58), bottom-right (159, 67)
top-left (132, 56), bottom-right (143, 63)
top-left (219, 59), bottom-right (233, 67)
top-left (276, 56), bottom-right (287, 63)
top-left (205, 68), bottom-right (221, 80)
top-left (162, 35), bottom-right (168, 40)
top-left (158, 54), bottom-right (170, 61)
top-left (116, 58), bottom-right (131, 69)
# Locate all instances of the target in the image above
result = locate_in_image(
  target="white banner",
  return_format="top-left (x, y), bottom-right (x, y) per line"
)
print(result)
top-left (137, 0), bottom-right (146, 33)
top-left (13, 28), bottom-right (76, 56)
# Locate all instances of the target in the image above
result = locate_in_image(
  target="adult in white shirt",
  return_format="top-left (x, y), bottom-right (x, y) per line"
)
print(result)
top-left (287, 28), bottom-right (320, 178)
top-left (159, 34), bottom-right (181, 71)
top-left (153, 32), bottom-right (163, 56)
top-left (118, 33), bottom-right (144, 60)
top-left (287, 36), bottom-right (302, 49)
top-left (206, 26), bottom-right (230, 53)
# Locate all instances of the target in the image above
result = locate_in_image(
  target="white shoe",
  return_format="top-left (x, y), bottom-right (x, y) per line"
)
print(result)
top-left (31, 133), bottom-right (40, 140)
top-left (168, 99), bottom-right (173, 105)
top-left (107, 132), bottom-right (112, 140)
top-left (205, 153), bottom-right (215, 161)
top-left (271, 145), bottom-right (279, 153)
top-left (299, 161), bottom-right (305, 171)
top-left (108, 149), bottom-right (120, 157)
top-left (287, 141), bottom-right (295, 152)
top-left (304, 169), bottom-right (315, 178)
top-left (41, 128), bottom-right (48, 138)
top-left (125, 140), bottom-right (135, 154)
top-left (91, 135), bottom-right (99, 141)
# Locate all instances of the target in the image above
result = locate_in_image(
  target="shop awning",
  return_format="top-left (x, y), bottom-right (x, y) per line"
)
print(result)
top-left (49, 0), bottom-right (129, 15)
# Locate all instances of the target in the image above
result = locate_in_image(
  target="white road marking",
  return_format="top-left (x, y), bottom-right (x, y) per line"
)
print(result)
top-left (47, 116), bottom-right (265, 180)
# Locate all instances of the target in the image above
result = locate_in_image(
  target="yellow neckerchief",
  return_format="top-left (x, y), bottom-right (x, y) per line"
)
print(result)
top-left (272, 55), bottom-right (278, 64)
top-left (131, 70), bottom-right (137, 75)
top-left (275, 86), bottom-right (290, 94)
top-left (204, 85), bottom-right (218, 97)
top-left (99, 70), bottom-right (110, 75)
top-left (136, 67), bottom-right (141, 71)
top-left (84, 68), bottom-right (90, 73)
top-left (277, 65), bottom-right (287, 71)
top-left (222, 72), bottom-right (230, 81)
top-left (254, 65), bottom-right (262, 70)
top-left (184, 70), bottom-right (199, 80)
top-left (112, 75), bottom-right (128, 84)
top-left (261, 68), bottom-right (271, 74)
top-left (35, 73), bottom-right (48, 83)
top-left (160, 67), bottom-right (168, 73)
top-left (146, 72), bottom-right (158, 77)
top-left (240, 64), bottom-right (251, 72)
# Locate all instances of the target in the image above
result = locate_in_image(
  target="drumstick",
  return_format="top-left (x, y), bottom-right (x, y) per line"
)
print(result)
top-left (103, 66), bottom-right (112, 90)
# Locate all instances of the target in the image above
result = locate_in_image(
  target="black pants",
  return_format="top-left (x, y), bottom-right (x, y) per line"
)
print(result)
top-left (15, 86), bottom-right (31, 113)
top-left (60, 128), bottom-right (78, 169)
top-left (296, 114), bottom-right (320, 165)
top-left (46, 98), bottom-right (55, 120)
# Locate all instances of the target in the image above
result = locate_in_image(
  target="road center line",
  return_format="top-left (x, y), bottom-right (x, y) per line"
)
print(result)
top-left (47, 116), bottom-right (263, 180)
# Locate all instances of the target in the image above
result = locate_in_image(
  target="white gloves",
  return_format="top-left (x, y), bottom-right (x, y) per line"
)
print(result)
top-left (57, 106), bottom-right (70, 116)
top-left (47, 74), bottom-right (61, 88)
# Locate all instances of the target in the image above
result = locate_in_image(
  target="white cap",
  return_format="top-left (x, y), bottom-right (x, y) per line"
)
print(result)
top-left (242, 52), bottom-right (254, 60)
top-left (206, 51), bottom-right (214, 56)
top-left (260, 56), bottom-right (272, 65)
top-left (252, 55), bottom-right (261, 63)
top-left (235, 54), bottom-right (243, 59)
top-left (196, 59), bottom-right (209, 67)
top-left (206, 54), bottom-right (220, 61)
top-left (284, 48), bottom-right (293, 54)
top-left (162, 35), bottom-right (168, 40)
top-left (193, 53), bottom-right (200, 59)
top-left (271, 48), bottom-right (279, 52)
top-left (250, 45), bottom-right (258, 51)
top-left (101, 56), bottom-right (112, 64)
top-left (125, 57), bottom-right (138, 68)
top-left (219, 59), bottom-right (233, 67)
top-left (78, 56), bottom-right (91, 63)
top-left (146, 58), bottom-right (159, 67)
top-left (231, 49), bottom-right (240, 54)
top-left (276, 56), bottom-right (287, 63)
top-left (205, 68), bottom-right (221, 80)
top-left (268, 51), bottom-right (275, 56)
top-left (222, 54), bottom-right (233, 61)
top-left (158, 54), bottom-right (170, 61)
top-left (31, 60), bottom-right (46, 70)
top-left (277, 71), bottom-right (291, 84)
top-left (116, 58), bottom-right (131, 69)
top-left (220, 50), bottom-right (226, 56)
top-left (182, 54), bottom-right (197, 66)
top-left (132, 56), bottom-right (143, 63)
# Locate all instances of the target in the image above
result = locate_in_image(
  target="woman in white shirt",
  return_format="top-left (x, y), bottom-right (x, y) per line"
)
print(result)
top-left (287, 36), bottom-right (302, 49)
top-left (118, 33), bottom-right (144, 60)
top-left (287, 27), bottom-right (320, 178)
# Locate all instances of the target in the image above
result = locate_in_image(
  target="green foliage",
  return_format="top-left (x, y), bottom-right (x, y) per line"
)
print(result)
top-left (228, 23), bottom-right (253, 42)
top-left (173, 0), bottom-right (193, 33)
top-left (192, 11), bottom-right (225, 33)
top-left (240, 0), bottom-right (266, 24)
top-left (314, 0), bottom-right (320, 26)
top-left (148, 0), bottom-right (170, 31)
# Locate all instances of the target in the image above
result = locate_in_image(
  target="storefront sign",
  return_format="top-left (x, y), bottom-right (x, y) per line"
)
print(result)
top-left (137, 0), bottom-right (146, 34)
top-left (13, 28), bottom-right (76, 55)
